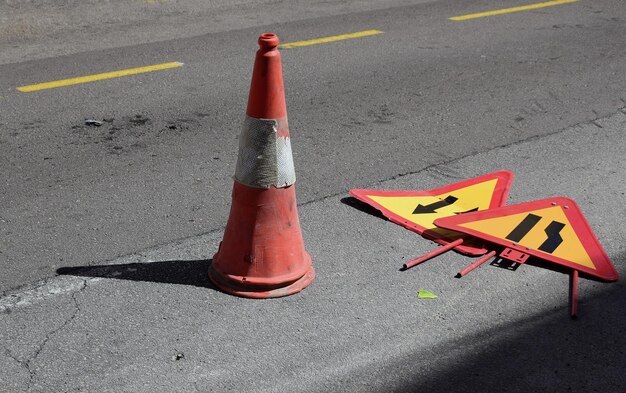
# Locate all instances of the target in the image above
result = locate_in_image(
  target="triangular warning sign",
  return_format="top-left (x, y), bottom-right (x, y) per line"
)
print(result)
top-left (349, 170), bottom-right (514, 255)
top-left (434, 197), bottom-right (618, 281)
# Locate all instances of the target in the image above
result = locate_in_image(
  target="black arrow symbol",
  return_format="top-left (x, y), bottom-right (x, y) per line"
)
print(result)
top-left (538, 221), bottom-right (565, 253)
top-left (413, 195), bottom-right (458, 214)
top-left (506, 214), bottom-right (542, 242)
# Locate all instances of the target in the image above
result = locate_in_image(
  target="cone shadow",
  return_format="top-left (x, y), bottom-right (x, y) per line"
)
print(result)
top-left (57, 259), bottom-right (216, 289)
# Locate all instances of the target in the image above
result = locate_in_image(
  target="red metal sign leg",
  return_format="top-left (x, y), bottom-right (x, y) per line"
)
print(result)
top-left (456, 250), bottom-right (497, 277)
top-left (402, 239), bottom-right (464, 270)
top-left (570, 270), bottom-right (579, 319)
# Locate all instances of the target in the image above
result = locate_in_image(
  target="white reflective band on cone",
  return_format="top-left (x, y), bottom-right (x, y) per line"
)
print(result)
top-left (235, 116), bottom-right (296, 188)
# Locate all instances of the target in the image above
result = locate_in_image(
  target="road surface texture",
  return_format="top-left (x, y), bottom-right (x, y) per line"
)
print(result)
top-left (1, 0), bottom-right (625, 391)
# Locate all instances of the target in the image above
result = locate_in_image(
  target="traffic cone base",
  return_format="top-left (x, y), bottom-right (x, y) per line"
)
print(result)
top-left (210, 183), bottom-right (314, 297)
top-left (209, 258), bottom-right (314, 299)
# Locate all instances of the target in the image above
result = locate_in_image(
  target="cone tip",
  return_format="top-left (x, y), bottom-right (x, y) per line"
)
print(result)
top-left (259, 33), bottom-right (279, 49)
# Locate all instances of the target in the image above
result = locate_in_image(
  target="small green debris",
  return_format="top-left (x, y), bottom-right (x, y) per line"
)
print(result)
top-left (417, 289), bottom-right (438, 299)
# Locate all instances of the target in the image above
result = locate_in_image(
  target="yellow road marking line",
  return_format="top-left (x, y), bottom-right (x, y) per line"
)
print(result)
top-left (449, 0), bottom-right (579, 21)
top-left (279, 30), bottom-right (384, 49)
top-left (16, 61), bottom-right (184, 92)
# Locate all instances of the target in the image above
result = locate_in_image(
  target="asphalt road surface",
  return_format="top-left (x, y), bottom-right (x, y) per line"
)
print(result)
top-left (2, 1), bottom-right (626, 392)
top-left (1, 0), bottom-right (625, 293)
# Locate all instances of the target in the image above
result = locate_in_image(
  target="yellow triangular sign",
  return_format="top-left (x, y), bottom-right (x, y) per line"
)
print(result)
top-left (435, 197), bottom-right (619, 281)
top-left (350, 171), bottom-right (514, 255)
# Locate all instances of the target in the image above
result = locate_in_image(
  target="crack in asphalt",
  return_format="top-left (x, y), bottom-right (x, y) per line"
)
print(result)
top-left (2, 348), bottom-right (30, 391)
top-left (23, 279), bottom-right (86, 390)
top-left (4, 347), bottom-right (29, 370)
top-left (303, 105), bottom-right (626, 199)
top-left (592, 120), bottom-right (604, 128)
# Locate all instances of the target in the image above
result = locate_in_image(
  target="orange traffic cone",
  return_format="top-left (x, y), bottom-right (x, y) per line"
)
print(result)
top-left (209, 33), bottom-right (315, 298)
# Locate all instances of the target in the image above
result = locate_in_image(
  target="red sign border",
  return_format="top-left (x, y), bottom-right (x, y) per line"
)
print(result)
top-left (349, 170), bottom-right (514, 256)
top-left (434, 197), bottom-right (619, 281)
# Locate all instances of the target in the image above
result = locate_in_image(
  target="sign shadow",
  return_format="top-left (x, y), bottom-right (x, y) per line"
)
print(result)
top-left (340, 196), bottom-right (388, 221)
